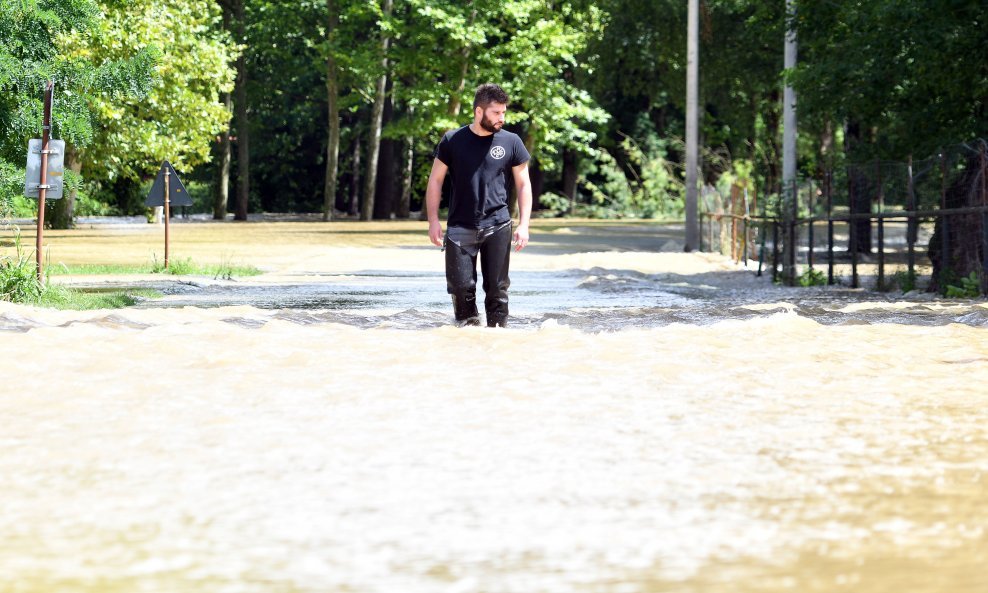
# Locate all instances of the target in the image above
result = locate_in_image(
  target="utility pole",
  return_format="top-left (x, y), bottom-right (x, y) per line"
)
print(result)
top-left (684, 0), bottom-right (699, 251)
top-left (782, 0), bottom-right (798, 283)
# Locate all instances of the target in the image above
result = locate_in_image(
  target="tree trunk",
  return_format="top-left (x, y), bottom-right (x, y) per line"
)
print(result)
top-left (348, 135), bottom-right (361, 217)
top-left (561, 147), bottom-right (578, 212)
top-left (232, 0), bottom-right (250, 221)
top-left (360, 0), bottom-right (393, 221)
top-left (448, 5), bottom-right (476, 117)
top-left (323, 0), bottom-right (341, 221)
top-left (46, 147), bottom-right (81, 229)
top-left (397, 133), bottom-right (413, 219)
top-left (927, 152), bottom-right (985, 294)
top-left (844, 119), bottom-right (872, 253)
top-left (764, 89), bottom-right (781, 206)
top-left (213, 92), bottom-right (232, 220)
top-left (373, 78), bottom-right (396, 220)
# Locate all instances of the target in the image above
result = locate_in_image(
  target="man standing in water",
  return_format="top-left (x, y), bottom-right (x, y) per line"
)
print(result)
top-left (427, 83), bottom-right (532, 327)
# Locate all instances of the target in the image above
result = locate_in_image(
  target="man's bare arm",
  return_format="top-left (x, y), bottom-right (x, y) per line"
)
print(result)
top-left (426, 159), bottom-right (449, 246)
top-left (512, 162), bottom-right (533, 251)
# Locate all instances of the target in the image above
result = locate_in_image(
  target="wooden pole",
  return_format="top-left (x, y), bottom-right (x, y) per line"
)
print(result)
top-left (36, 81), bottom-right (55, 284)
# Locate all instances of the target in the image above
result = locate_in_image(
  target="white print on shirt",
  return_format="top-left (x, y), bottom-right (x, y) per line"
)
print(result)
top-left (490, 146), bottom-right (506, 160)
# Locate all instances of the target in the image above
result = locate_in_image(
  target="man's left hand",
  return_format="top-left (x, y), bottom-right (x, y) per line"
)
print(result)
top-left (513, 224), bottom-right (529, 251)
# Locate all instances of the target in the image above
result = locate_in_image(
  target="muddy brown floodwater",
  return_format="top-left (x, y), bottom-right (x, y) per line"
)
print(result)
top-left (1, 219), bottom-right (986, 592)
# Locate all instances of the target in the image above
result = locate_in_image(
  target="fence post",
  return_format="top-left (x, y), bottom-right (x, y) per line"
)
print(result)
top-left (772, 220), bottom-right (780, 283)
top-left (981, 142), bottom-right (988, 295)
top-left (807, 180), bottom-right (815, 271)
top-left (699, 213), bottom-right (705, 252)
top-left (876, 159), bottom-right (885, 290)
top-left (789, 179), bottom-right (798, 285)
top-left (907, 155), bottom-right (916, 282)
top-left (941, 153), bottom-right (949, 290)
top-left (849, 168), bottom-right (859, 288)
top-left (827, 169), bottom-right (834, 284)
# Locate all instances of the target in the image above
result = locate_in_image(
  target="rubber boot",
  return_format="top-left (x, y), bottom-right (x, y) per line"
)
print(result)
top-left (480, 223), bottom-right (512, 327)
top-left (451, 294), bottom-right (480, 326)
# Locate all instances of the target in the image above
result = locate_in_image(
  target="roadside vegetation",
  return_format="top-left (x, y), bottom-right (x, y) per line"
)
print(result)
top-left (0, 236), bottom-right (161, 309)
top-left (50, 258), bottom-right (262, 279)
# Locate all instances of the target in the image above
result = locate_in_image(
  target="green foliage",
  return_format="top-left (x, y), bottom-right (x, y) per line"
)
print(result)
top-left (791, 0), bottom-right (988, 159)
top-left (797, 267), bottom-right (826, 287)
top-left (0, 233), bottom-right (45, 303)
top-left (887, 270), bottom-right (918, 294)
top-left (147, 256), bottom-right (261, 279)
top-left (67, 0), bottom-right (236, 182)
top-left (34, 286), bottom-right (161, 310)
top-left (619, 132), bottom-right (683, 219)
top-left (945, 271), bottom-right (981, 299)
top-left (0, 0), bottom-right (157, 157)
top-left (0, 159), bottom-right (22, 219)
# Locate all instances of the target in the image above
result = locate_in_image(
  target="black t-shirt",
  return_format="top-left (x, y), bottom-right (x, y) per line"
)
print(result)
top-left (434, 125), bottom-right (530, 229)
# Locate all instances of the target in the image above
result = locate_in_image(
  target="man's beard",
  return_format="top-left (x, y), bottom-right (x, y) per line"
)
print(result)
top-left (480, 116), bottom-right (502, 133)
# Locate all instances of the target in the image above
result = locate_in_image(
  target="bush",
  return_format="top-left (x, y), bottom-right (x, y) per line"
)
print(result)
top-left (945, 271), bottom-right (981, 298)
top-left (0, 232), bottom-right (45, 303)
top-left (797, 267), bottom-right (827, 287)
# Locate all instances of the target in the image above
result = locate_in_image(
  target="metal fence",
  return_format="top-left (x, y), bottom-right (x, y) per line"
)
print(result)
top-left (701, 139), bottom-right (988, 295)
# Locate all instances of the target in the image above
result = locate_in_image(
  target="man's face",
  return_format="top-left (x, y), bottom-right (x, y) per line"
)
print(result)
top-left (477, 103), bottom-right (506, 133)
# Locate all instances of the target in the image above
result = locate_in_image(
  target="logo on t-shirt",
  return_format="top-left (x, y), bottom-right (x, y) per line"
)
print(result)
top-left (490, 146), bottom-right (506, 160)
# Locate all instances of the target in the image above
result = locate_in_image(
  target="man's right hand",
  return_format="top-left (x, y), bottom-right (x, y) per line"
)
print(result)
top-left (428, 220), bottom-right (444, 247)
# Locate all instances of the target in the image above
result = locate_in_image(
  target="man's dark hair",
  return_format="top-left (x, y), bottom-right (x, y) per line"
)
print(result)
top-left (473, 83), bottom-right (509, 110)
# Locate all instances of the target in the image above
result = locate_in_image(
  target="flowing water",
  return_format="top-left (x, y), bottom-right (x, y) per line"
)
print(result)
top-left (1, 227), bottom-right (987, 592)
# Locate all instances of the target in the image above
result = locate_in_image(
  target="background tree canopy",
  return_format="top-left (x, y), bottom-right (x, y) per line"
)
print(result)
top-left (1, 0), bottom-right (985, 225)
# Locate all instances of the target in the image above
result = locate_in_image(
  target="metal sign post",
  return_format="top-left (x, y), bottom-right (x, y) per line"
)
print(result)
top-left (146, 161), bottom-right (192, 269)
top-left (165, 166), bottom-right (170, 268)
top-left (36, 81), bottom-right (54, 283)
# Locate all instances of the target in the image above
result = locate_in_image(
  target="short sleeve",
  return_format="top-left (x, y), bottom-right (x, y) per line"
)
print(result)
top-left (434, 134), bottom-right (451, 165)
top-left (511, 135), bottom-right (531, 167)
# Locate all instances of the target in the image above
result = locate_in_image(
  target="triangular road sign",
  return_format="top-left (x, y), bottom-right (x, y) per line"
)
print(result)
top-left (145, 160), bottom-right (193, 207)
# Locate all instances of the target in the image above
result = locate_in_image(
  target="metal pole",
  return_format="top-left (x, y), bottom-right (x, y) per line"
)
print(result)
top-left (876, 159), bottom-right (885, 289)
top-left (742, 185), bottom-right (750, 266)
top-left (807, 180), bottom-right (815, 270)
top-left (849, 167), bottom-right (858, 288)
top-left (941, 153), bottom-right (948, 289)
top-left (165, 166), bottom-right (171, 269)
top-left (36, 81), bottom-right (54, 284)
top-left (731, 185), bottom-right (738, 261)
top-left (907, 155), bottom-right (916, 280)
top-left (789, 178), bottom-right (798, 284)
top-left (782, 0), bottom-right (798, 283)
top-left (827, 169), bottom-right (834, 284)
top-left (684, 0), bottom-right (699, 251)
top-left (981, 142), bottom-right (988, 295)
top-left (772, 220), bottom-right (780, 282)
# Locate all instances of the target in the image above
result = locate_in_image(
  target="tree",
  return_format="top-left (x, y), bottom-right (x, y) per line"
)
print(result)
top-left (0, 0), bottom-right (156, 219)
top-left (55, 0), bottom-right (235, 226)
top-left (360, 0), bottom-right (393, 221)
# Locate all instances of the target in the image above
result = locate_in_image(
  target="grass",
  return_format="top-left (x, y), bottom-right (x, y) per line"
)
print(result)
top-left (35, 286), bottom-right (163, 310)
top-left (1, 231), bottom-right (164, 309)
top-left (49, 257), bottom-right (262, 279)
